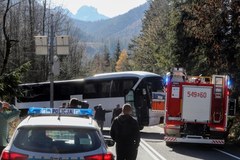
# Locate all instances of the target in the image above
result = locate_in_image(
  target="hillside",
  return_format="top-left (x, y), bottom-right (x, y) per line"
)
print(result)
top-left (73, 2), bottom-right (149, 54)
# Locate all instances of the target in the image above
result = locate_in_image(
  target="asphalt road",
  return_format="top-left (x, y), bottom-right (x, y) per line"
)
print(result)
top-left (103, 126), bottom-right (240, 160)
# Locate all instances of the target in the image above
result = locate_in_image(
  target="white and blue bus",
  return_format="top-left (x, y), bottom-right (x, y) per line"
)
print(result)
top-left (16, 71), bottom-right (165, 128)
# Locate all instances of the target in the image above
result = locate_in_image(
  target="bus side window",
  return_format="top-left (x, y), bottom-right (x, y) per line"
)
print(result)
top-left (84, 83), bottom-right (97, 99)
top-left (111, 78), bottom-right (138, 97)
top-left (110, 80), bottom-right (119, 97)
top-left (99, 81), bottom-right (111, 98)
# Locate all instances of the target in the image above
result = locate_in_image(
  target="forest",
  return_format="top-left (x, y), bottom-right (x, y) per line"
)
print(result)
top-left (0, 0), bottom-right (240, 142)
top-left (130, 0), bottom-right (240, 142)
top-left (130, 0), bottom-right (240, 106)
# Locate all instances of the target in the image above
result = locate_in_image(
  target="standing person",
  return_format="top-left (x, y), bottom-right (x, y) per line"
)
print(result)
top-left (81, 101), bottom-right (89, 109)
top-left (60, 102), bottom-right (66, 108)
top-left (68, 98), bottom-right (80, 108)
top-left (94, 104), bottom-right (111, 131)
top-left (111, 104), bottom-right (122, 123)
top-left (0, 101), bottom-right (20, 148)
top-left (110, 103), bottom-right (140, 160)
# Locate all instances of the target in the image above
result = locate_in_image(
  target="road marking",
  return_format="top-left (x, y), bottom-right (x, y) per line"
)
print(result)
top-left (214, 148), bottom-right (240, 160)
top-left (142, 139), bottom-right (164, 143)
top-left (140, 139), bottom-right (167, 160)
top-left (140, 142), bottom-right (161, 160)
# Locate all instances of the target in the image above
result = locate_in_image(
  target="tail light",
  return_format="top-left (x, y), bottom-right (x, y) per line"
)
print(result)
top-left (84, 153), bottom-right (113, 160)
top-left (1, 150), bottom-right (28, 160)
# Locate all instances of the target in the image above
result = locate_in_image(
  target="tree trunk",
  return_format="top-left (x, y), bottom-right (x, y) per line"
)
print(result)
top-left (1, 0), bottom-right (18, 75)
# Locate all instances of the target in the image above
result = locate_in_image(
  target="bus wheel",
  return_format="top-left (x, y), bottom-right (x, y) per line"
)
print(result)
top-left (159, 117), bottom-right (164, 123)
top-left (166, 142), bottom-right (175, 147)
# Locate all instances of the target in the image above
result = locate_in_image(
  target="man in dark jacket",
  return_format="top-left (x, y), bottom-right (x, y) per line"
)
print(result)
top-left (110, 103), bottom-right (140, 160)
top-left (68, 98), bottom-right (80, 108)
top-left (94, 104), bottom-right (111, 131)
top-left (111, 104), bottom-right (122, 123)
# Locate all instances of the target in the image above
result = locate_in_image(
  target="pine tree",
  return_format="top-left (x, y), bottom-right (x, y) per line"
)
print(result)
top-left (113, 40), bottom-right (121, 71)
top-left (129, 0), bottom-right (177, 74)
top-left (114, 40), bottom-right (121, 62)
top-left (103, 45), bottom-right (111, 72)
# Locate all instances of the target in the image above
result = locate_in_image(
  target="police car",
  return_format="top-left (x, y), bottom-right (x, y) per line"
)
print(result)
top-left (0, 107), bottom-right (114, 160)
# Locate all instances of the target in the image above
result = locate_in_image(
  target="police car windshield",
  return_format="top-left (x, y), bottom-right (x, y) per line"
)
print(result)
top-left (13, 127), bottom-right (101, 153)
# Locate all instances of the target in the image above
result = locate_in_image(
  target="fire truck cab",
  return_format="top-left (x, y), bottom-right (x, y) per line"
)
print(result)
top-left (164, 68), bottom-right (230, 145)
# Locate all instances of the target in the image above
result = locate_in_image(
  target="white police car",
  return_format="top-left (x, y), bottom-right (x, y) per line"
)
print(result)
top-left (0, 107), bottom-right (114, 160)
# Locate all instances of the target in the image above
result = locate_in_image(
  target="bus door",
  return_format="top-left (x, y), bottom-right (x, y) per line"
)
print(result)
top-left (125, 88), bottom-right (149, 129)
top-left (126, 81), bottom-right (150, 126)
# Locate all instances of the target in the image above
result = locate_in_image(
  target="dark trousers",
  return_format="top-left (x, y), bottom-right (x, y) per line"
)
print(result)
top-left (97, 120), bottom-right (104, 131)
top-left (116, 143), bottom-right (138, 160)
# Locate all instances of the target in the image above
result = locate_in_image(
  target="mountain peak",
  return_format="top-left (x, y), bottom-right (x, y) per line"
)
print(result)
top-left (78, 6), bottom-right (97, 13)
top-left (73, 5), bottom-right (109, 22)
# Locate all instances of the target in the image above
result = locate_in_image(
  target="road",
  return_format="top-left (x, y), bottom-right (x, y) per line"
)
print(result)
top-left (103, 126), bottom-right (240, 160)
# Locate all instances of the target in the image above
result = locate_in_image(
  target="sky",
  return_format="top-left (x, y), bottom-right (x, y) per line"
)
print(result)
top-left (51, 0), bottom-right (148, 18)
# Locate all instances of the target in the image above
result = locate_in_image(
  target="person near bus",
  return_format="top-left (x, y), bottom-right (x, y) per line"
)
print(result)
top-left (80, 100), bottom-right (89, 109)
top-left (60, 102), bottom-right (67, 108)
top-left (110, 103), bottom-right (140, 160)
top-left (94, 104), bottom-right (111, 131)
top-left (68, 98), bottom-right (80, 108)
top-left (111, 104), bottom-right (122, 123)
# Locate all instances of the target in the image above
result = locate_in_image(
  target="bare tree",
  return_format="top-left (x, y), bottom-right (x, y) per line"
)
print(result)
top-left (1, 0), bottom-right (19, 75)
top-left (0, 0), bottom-right (87, 82)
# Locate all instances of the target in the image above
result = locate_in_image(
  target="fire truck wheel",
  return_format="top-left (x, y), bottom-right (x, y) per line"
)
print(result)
top-left (159, 117), bottom-right (164, 123)
top-left (166, 142), bottom-right (174, 147)
top-left (210, 131), bottom-right (228, 139)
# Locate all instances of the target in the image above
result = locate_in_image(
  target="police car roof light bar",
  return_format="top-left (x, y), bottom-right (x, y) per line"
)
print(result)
top-left (28, 107), bottom-right (93, 117)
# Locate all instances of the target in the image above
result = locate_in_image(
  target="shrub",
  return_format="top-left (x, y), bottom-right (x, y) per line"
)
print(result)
top-left (227, 114), bottom-right (240, 144)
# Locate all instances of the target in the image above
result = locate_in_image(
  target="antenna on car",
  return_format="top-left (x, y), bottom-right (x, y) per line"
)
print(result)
top-left (58, 108), bottom-right (61, 120)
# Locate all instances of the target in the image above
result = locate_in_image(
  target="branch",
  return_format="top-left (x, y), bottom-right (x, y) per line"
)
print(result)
top-left (2, 0), bottom-right (11, 41)
top-left (2, 0), bottom-right (21, 40)
top-left (9, 40), bottom-right (18, 43)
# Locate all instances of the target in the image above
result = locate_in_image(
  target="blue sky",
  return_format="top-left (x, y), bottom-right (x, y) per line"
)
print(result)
top-left (51, 0), bottom-right (147, 18)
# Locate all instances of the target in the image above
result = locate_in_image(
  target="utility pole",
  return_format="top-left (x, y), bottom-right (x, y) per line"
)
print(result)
top-left (35, 15), bottom-right (69, 108)
top-left (49, 14), bottom-right (54, 108)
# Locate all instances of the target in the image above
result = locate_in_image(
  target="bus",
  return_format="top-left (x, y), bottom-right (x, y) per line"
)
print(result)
top-left (16, 71), bottom-right (165, 128)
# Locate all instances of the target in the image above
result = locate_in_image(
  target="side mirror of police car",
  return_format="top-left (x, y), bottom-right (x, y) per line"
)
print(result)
top-left (6, 136), bottom-right (10, 143)
top-left (104, 137), bottom-right (115, 147)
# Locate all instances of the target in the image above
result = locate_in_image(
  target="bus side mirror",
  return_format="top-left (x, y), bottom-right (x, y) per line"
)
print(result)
top-left (6, 136), bottom-right (10, 143)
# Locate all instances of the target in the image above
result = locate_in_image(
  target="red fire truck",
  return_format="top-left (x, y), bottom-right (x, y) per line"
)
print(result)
top-left (164, 68), bottom-right (230, 145)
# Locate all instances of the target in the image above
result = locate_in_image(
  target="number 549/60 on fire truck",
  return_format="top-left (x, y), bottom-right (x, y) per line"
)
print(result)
top-left (164, 68), bottom-right (232, 145)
